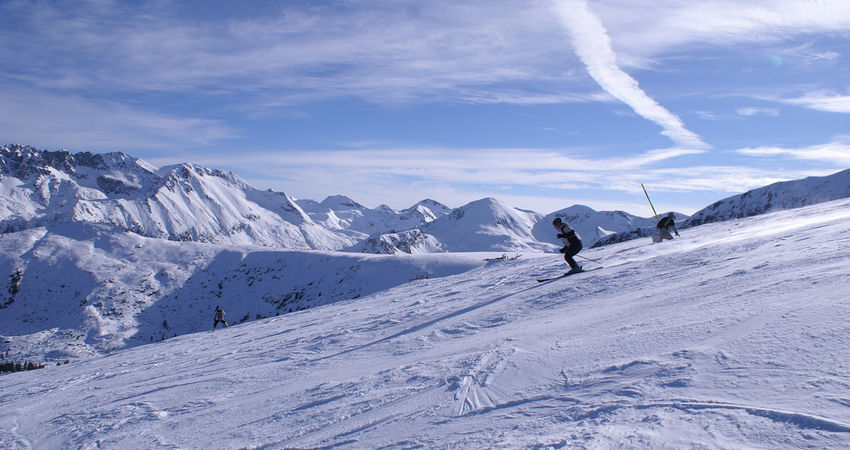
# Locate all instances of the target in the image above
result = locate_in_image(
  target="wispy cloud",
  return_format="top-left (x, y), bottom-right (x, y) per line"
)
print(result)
top-left (173, 144), bottom-right (802, 212)
top-left (783, 91), bottom-right (850, 113)
top-left (737, 107), bottom-right (780, 117)
top-left (552, 0), bottom-right (710, 150)
top-left (0, 0), bottom-right (587, 107)
top-left (773, 42), bottom-right (841, 69)
top-left (2, 1), bottom-right (847, 119)
top-left (594, 1), bottom-right (850, 63)
top-left (738, 140), bottom-right (850, 164)
top-left (7, 1), bottom-right (844, 111)
top-left (0, 87), bottom-right (236, 151)
top-left (184, 145), bottom-right (701, 185)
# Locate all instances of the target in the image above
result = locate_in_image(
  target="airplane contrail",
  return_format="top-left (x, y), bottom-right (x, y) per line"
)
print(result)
top-left (554, 0), bottom-right (710, 150)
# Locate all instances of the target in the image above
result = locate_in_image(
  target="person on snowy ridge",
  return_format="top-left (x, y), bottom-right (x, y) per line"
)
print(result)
top-left (213, 306), bottom-right (229, 330)
top-left (553, 217), bottom-right (583, 274)
top-left (656, 212), bottom-right (680, 241)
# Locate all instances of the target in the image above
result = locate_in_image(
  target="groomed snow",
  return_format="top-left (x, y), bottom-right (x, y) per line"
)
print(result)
top-left (2, 198), bottom-right (850, 448)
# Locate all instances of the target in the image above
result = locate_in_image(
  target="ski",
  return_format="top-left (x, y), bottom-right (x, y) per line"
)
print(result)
top-left (536, 266), bottom-right (602, 282)
top-left (536, 273), bottom-right (570, 282)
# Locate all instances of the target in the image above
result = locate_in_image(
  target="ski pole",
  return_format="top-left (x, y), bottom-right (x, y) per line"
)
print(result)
top-left (578, 254), bottom-right (601, 264)
top-left (641, 183), bottom-right (659, 222)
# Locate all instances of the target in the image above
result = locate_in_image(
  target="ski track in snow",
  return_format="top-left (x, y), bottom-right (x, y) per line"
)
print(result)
top-left (2, 199), bottom-right (850, 448)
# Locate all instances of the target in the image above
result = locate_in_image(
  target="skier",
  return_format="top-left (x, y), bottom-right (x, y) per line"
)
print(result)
top-left (213, 306), bottom-right (229, 330)
top-left (656, 212), bottom-right (680, 241)
top-left (552, 217), bottom-right (583, 274)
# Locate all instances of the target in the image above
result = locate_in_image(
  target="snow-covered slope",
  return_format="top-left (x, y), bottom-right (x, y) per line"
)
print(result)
top-left (2, 198), bottom-right (849, 448)
top-left (0, 223), bottom-right (491, 362)
top-left (687, 168), bottom-right (850, 226)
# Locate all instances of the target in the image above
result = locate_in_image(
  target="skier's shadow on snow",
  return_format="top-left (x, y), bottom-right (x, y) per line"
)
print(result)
top-left (313, 282), bottom-right (545, 362)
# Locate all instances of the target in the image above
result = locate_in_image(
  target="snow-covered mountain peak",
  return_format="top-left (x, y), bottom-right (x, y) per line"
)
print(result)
top-left (413, 198), bottom-right (450, 211)
top-left (415, 197), bottom-right (549, 252)
top-left (1, 144), bottom-right (162, 198)
top-left (1, 145), bottom-right (151, 183)
top-left (320, 194), bottom-right (364, 210)
top-left (556, 203), bottom-right (597, 218)
top-left (449, 197), bottom-right (515, 220)
top-left (157, 162), bottom-right (246, 188)
top-left (400, 199), bottom-right (451, 223)
top-left (72, 150), bottom-right (155, 175)
top-left (99, 151), bottom-right (158, 173)
top-left (350, 197), bottom-right (546, 254)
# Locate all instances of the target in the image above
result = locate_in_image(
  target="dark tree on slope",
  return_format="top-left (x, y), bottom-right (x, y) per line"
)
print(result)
top-left (0, 360), bottom-right (46, 374)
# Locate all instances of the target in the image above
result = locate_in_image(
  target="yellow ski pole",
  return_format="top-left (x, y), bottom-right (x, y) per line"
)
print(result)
top-left (641, 183), bottom-right (659, 222)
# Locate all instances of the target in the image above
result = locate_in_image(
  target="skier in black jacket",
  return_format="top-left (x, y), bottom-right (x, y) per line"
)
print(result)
top-left (553, 217), bottom-right (583, 274)
top-left (656, 212), bottom-right (679, 241)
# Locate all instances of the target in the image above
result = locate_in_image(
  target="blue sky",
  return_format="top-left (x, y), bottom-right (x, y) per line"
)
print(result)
top-left (1, 0), bottom-right (849, 216)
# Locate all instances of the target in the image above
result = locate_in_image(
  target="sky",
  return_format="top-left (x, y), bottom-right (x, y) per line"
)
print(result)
top-left (1, 0), bottom-right (849, 216)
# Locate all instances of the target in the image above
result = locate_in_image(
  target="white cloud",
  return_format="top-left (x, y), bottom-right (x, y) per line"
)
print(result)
top-left (172, 145), bottom-right (735, 207)
top-left (552, 0), bottom-right (710, 150)
top-left (189, 145), bottom-right (703, 184)
top-left (738, 141), bottom-right (850, 164)
top-left (594, 0), bottom-right (850, 63)
top-left (0, 1), bottom-right (589, 107)
top-left (775, 42), bottom-right (841, 69)
top-left (2, 0), bottom-right (848, 116)
top-left (783, 91), bottom-right (850, 113)
top-left (694, 110), bottom-right (722, 121)
top-left (737, 107), bottom-right (780, 117)
top-left (634, 166), bottom-right (790, 194)
top-left (0, 88), bottom-right (236, 151)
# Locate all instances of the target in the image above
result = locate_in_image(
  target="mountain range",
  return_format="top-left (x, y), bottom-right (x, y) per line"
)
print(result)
top-left (0, 144), bottom-right (674, 253)
top-left (686, 168), bottom-right (850, 226)
top-left (2, 143), bottom-right (849, 365)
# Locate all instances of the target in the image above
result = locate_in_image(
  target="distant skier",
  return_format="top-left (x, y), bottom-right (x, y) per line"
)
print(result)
top-left (553, 217), bottom-right (583, 274)
top-left (656, 212), bottom-right (680, 241)
top-left (213, 306), bottom-right (229, 330)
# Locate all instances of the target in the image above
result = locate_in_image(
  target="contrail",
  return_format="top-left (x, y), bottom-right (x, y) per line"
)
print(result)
top-left (554, 0), bottom-right (710, 150)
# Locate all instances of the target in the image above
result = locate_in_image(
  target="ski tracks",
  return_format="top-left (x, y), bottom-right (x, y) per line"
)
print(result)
top-left (556, 350), bottom-right (850, 446)
top-left (450, 346), bottom-right (516, 417)
top-left (0, 412), bottom-right (32, 449)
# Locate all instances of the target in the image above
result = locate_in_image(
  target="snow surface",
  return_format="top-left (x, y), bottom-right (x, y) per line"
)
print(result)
top-left (0, 225), bottom-right (492, 361)
top-left (2, 198), bottom-right (850, 448)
